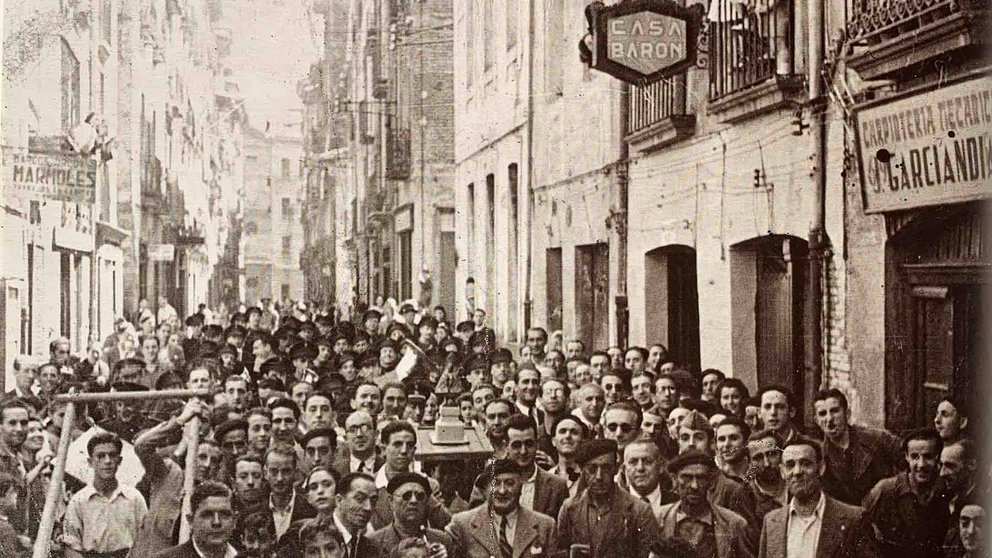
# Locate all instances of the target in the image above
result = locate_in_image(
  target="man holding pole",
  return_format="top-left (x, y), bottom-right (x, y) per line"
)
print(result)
top-left (63, 431), bottom-right (148, 558)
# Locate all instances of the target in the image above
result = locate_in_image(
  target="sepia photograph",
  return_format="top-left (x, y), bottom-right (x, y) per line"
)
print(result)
top-left (0, 0), bottom-right (989, 557)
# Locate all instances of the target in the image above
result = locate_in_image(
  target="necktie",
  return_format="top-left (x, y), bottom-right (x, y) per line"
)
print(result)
top-left (350, 534), bottom-right (361, 558)
top-left (357, 461), bottom-right (366, 473)
top-left (640, 494), bottom-right (650, 504)
top-left (499, 515), bottom-right (513, 558)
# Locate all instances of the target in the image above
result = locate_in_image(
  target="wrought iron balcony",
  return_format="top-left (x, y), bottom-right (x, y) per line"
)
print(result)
top-left (627, 74), bottom-right (695, 151)
top-left (846, 0), bottom-right (988, 80)
top-left (386, 126), bottom-right (411, 180)
top-left (708, 0), bottom-right (795, 100)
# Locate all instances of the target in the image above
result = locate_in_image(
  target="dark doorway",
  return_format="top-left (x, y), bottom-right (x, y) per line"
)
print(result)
top-left (644, 245), bottom-right (700, 371)
top-left (885, 203), bottom-right (990, 433)
top-left (546, 248), bottom-right (563, 333)
top-left (575, 243), bottom-right (610, 352)
top-left (731, 235), bottom-right (808, 407)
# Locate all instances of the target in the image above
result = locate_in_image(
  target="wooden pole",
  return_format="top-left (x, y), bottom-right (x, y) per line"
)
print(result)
top-left (178, 415), bottom-right (201, 543)
top-left (33, 401), bottom-right (76, 558)
top-left (53, 388), bottom-right (211, 403)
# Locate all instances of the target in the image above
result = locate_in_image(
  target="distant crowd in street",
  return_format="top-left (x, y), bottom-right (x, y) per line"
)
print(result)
top-left (1, 293), bottom-right (987, 558)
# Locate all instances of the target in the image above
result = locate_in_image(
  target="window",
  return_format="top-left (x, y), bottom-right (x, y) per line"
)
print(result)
top-left (483, 0), bottom-right (495, 71)
top-left (281, 198), bottom-right (292, 218)
top-left (466, 0), bottom-right (475, 87)
top-left (100, 0), bottom-right (112, 45)
top-left (506, 2), bottom-right (518, 50)
top-left (399, 231), bottom-right (412, 300)
top-left (282, 236), bottom-right (292, 259)
top-left (61, 39), bottom-right (80, 132)
top-left (245, 222), bottom-right (257, 234)
top-left (281, 284), bottom-right (290, 301)
top-left (629, 74), bottom-right (688, 134)
top-left (281, 158), bottom-right (291, 178)
top-left (708, 0), bottom-right (794, 99)
top-left (467, 183), bottom-right (475, 272)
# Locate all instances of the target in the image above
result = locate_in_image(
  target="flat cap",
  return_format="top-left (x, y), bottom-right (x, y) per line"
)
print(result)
top-left (667, 449), bottom-right (716, 474)
top-left (573, 439), bottom-right (618, 466)
top-left (386, 471), bottom-right (431, 496)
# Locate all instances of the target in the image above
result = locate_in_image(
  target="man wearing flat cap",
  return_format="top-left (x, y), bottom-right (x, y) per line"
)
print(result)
top-left (369, 472), bottom-right (457, 557)
top-left (654, 449), bottom-right (755, 558)
top-left (556, 439), bottom-right (664, 558)
top-left (447, 459), bottom-right (557, 558)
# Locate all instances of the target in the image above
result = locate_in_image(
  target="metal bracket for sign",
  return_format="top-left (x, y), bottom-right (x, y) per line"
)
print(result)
top-left (592, 0), bottom-right (705, 86)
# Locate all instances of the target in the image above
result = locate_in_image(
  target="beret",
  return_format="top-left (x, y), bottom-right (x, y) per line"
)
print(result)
top-left (185, 314), bottom-right (205, 327)
top-left (218, 344), bottom-right (238, 356)
top-left (289, 343), bottom-right (318, 361)
top-left (386, 471), bottom-right (431, 496)
top-left (202, 324), bottom-right (224, 337)
top-left (377, 339), bottom-right (399, 353)
top-left (573, 439), bottom-right (618, 466)
top-left (464, 353), bottom-right (491, 372)
top-left (224, 325), bottom-right (247, 338)
top-left (399, 303), bottom-right (416, 314)
top-left (154, 373), bottom-right (184, 390)
top-left (667, 449), bottom-right (717, 474)
top-left (314, 336), bottom-right (334, 348)
top-left (677, 409), bottom-right (713, 433)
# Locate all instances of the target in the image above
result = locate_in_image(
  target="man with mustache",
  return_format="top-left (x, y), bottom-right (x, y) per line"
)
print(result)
top-left (814, 389), bottom-right (901, 506)
top-left (656, 449), bottom-right (754, 558)
top-left (556, 439), bottom-right (664, 558)
top-left (446, 459), bottom-right (557, 558)
top-left (747, 429), bottom-right (788, 522)
top-left (64, 432), bottom-right (148, 558)
top-left (369, 472), bottom-right (456, 557)
top-left (757, 437), bottom-right (877, 558)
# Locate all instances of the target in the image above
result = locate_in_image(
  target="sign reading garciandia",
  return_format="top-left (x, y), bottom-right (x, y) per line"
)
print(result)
top-left (2, 147), bottom-right (97, 203)
top-left (855, 75), bottom-right (992, 213)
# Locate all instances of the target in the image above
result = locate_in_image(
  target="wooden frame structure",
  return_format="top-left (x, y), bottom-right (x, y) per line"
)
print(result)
top-left (32, 388), bottom-right (211, 558)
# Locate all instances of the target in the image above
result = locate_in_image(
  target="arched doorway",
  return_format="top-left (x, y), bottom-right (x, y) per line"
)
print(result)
top-left (644, 245), bottom-right (700, 371)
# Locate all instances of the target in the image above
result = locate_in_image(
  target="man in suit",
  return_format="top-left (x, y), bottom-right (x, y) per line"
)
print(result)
top-left (152, 481), bottom-right (237, 558)
top-left (333, 472), bottom-right (385, 558)
top-left (368, 472), bottom-right (457, 555)
top-left (333, 410), bottom-right (384, 479)
top-left (758, 437), bottom-right (877, 558)
top-left (656, 449), bottom-right (754, 558)
top-left (500, 414), bottom-right (569, 519)
top-left (447, 459), bottom-right (557, 558)
top-left (370, 421), bottom-right (450, 530)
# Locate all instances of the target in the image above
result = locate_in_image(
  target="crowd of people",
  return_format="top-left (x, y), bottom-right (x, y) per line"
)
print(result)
top-left (0, 298), bottom-right (986, 558)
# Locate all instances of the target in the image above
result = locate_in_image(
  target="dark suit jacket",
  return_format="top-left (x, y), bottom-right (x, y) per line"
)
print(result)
top-left (468, 467), bottom-right (568, 520)
top-left (331, 451), bottom-right (384, 480)
top-left (151, 541), bottom-right (202, 558)
top-left (447, 505), bottom-right (557, 558)
top-left (657, 502), bottom-right (755, 558)
top-left (821, 426), bottom-right (902, 506)
top-left (758, 494), bottom-right (878, 558)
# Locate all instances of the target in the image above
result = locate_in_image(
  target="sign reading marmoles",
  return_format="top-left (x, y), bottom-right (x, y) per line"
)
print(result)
top-left (589, 0), bottom-right (702, 86)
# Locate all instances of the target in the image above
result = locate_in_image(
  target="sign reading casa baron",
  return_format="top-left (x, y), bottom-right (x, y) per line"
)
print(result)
top-left (590, 0), bottom-right (701, 86)
top-left (2, 147), bottom-right (97, 203)
top-left (856, 75), bottom-right (992, 213)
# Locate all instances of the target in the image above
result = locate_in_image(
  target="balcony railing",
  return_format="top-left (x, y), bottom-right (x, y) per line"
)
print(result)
top-left (846, 0), bottom-right (986, 80)
top-left (386, 126), bottom-right (411, 179)
top-left (629, 75), bottom-right (688, 134)
top-left (708, 0), bottom-right (794, 100)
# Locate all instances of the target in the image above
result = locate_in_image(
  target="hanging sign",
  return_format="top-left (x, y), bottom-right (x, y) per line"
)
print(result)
top-left (1, 147), bottom-right (97, 203)
top-left (855, 74), bottom-right (992, 213)
top-left (590, 0), bottom-right (702, 86)
top-left (148, 244), bottom-right (176, 262)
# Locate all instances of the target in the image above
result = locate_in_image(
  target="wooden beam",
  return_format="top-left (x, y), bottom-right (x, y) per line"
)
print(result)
top-left (53, 388), bottom-right (212, 403)
top-left (178, 416), bottom-right (201, 543)
top-left (33, 401), bottom-right (76, 558)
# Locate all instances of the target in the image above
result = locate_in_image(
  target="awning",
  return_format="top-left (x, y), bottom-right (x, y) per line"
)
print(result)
top-left (96, 220), bottom-right (130, 247)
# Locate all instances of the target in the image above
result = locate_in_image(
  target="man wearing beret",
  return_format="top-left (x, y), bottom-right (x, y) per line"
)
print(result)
top-left (369, 472), bottom-right (457, 557)
top-left (556, 439), bottom-right (664, 558)
top-left (181, 313), bottom-right (204, 361)
top-left (447, 459), bottom-right (557, 558)
top-left (655, 449), bottom-right (755, 558)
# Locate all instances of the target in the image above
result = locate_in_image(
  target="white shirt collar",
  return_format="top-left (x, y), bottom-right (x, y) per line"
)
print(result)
top-left (269, 490), bottom-right (295, 513)
top-left (630, 483), bottom-right (662, 504)
top-left (788, 491), bottom-right (826, 519)
top-left (351, 453), bottom-right (376, 472)
top-left (333, 511), bottom-right (357, 545)
top-left (374, 462), bottom-right (423, 489)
